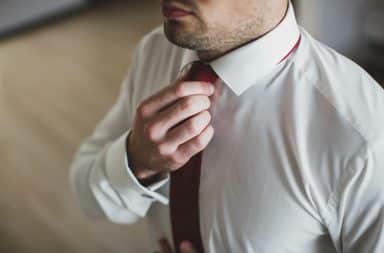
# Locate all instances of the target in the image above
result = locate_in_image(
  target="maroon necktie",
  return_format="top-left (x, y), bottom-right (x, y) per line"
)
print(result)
top-left (170, 61), bottom-right (218, 253)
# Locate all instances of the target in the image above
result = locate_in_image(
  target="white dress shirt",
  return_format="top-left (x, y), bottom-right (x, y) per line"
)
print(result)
top-left (70, 2), bottom-right (384, 252)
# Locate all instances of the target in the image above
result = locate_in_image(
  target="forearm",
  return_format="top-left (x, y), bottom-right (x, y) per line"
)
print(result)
top-left (70, 129), bottom-right (170, 223)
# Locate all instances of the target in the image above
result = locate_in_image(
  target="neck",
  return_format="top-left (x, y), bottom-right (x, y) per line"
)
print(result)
top-left (197, 1), bottom-right (289, 62)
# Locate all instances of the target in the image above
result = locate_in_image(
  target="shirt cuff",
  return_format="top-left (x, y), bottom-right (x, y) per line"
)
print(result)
top-left (105, 132), bottom-right (169, 217)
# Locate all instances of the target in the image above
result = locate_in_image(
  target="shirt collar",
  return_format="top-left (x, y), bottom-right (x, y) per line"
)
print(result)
top-left (178, 1), bottom-right (301, 96)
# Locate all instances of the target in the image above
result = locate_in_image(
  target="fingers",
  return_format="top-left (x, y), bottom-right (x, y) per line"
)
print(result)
top-left (159, 124), bottom-right (214, 170)
top-left (147, 95), bottom-right (211, 140)
top-left (176, 124), bottom-right (214, 161)
top-left (131, 81), bottom-right (216, 179)
top-left (163, 110), bottom-right (211, 148)
top-left (139, 81), bottom-right (215, 119)
top-left (180, 241), bottom-right (198, 253)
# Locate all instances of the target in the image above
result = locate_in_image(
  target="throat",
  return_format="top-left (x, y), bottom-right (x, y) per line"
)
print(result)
top-left (197, 49), bottom-right (226, 62)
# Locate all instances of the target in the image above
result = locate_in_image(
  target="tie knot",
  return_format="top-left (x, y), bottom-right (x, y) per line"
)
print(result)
top-left (185, 61), bottom-right (219, 83)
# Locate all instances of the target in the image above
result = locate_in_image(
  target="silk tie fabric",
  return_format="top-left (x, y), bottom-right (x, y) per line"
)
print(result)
top-left (170, 61), bottom-right (219, 253)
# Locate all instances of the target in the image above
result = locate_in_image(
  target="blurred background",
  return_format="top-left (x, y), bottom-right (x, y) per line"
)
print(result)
top-left (0, 0), bottom-right (382, 253)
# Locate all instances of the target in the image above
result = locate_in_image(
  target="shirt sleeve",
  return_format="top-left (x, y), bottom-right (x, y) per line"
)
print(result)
top-left (69, 41), bottom-right (169, 224)
top-left (326, 136), bottom-right (384, 252)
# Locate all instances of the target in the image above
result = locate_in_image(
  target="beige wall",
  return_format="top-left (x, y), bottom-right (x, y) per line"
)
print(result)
top-left (297, 0), bottom-right (368, 60)
top-left (0, 1), bottom-right (162, 252)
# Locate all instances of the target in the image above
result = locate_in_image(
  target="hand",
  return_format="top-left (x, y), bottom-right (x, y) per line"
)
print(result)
top-left (156, 238), bottom-right (198, 253)
top-left (127, 79), bottom-right (216, 181)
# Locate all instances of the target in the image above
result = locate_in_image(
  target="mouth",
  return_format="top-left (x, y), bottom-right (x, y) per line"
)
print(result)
top-left (161, 2), bottom-right (194, 20)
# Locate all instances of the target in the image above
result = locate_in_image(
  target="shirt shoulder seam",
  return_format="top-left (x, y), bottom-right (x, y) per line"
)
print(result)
top-left (302, 70), bottom-right (369, 146)
top-left (300, 70), bottom-right (371, 226)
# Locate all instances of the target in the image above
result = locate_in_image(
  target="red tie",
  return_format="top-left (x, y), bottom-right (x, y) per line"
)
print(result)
top-left (170, 61), bottom-right (218, 253)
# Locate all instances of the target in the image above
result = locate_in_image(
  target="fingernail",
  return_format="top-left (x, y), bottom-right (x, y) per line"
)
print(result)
top-left (180, 241), bottom-right (193, 251)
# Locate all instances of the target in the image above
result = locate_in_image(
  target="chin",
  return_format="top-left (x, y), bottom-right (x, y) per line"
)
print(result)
top-left (164, 22), bottom-right (192, 48)
top-left (163, 21), bottom-right (206, 50)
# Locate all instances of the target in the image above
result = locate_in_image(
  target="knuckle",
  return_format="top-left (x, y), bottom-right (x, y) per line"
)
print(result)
top-left (155, 142), bottom-right (169, 156)
top-left (203, 110), bottom-right (212, 121)
top-left (167, 153), bottom-right (183, 167)
top-left (202, 96), bottom-right (211, 108)
top-left (186, 118), bottom-right (200, 134)
top-left (193, 135), bottom-right (206, 150)
top-left (137, 103), bottom-right (148, 118)
top-left (180, 97), bottom-right (194, 112)
top-left (175, 82), bottom-right (187, 97)
top-left (144, 123), bottom-right (158, 141)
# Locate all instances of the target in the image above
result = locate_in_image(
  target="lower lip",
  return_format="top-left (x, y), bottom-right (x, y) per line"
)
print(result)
top-left (162, 8), bottom-right (192, 19)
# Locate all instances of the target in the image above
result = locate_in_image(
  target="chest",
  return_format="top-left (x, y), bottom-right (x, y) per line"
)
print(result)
top-left (197, 84), bottom-right (335, 252)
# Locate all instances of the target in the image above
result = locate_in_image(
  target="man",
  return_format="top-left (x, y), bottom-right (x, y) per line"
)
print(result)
top-left (70, 0), bottom-right (384, 252)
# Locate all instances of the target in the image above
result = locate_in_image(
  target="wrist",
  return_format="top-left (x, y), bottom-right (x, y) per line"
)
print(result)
top-left (136, 171), bottom-right (168, 187)
top-left (126, 131), bottom-right (164, 186)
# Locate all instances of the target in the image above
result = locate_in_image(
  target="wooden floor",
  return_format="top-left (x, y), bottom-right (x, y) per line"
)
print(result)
top-left (0, 1), bottom-right (161, 252)
top-left (0, 2), bottom-right (383, 253)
